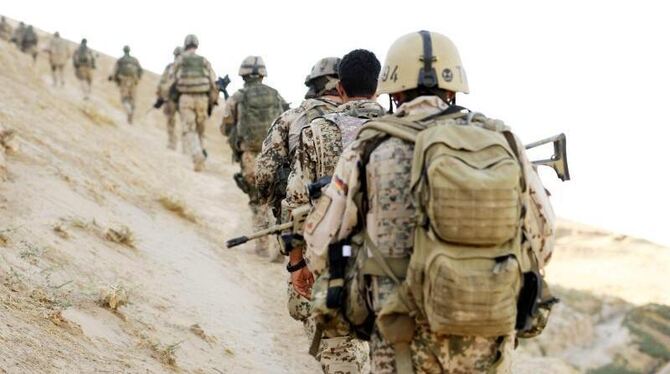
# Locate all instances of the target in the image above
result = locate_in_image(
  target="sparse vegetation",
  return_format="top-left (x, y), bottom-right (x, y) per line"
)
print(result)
top-left (158, 196), bottom-right (198, 223)
top-left (80, 106), bottom-right (115, 126)
top-left (52, 223), bottom-right (70, 239)
top-left (98, 284), bottom-right (128, 311)
top-left (190, 323), bottom-right (216, 343)
top-left (104, 225), bottom-right (136, 248)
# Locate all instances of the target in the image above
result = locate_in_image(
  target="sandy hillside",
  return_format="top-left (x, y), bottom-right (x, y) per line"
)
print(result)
top-left (1, 24), bottom-right (669, 374)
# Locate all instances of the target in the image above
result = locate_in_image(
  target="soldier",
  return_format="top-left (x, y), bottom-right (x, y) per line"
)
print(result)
top-left (156, 46), bottom-right (183, 150)
top-left (285, 49), bottom-right (385, 373)
top-left (10, 21), bottom-right (25, 48)
top-left (170, 34), bottom-right (217, 172)
top-left (221, 56), bottom-right (286, 257)
top-left (256, 57), bottom-right (342, 222)
top-left (0, 16), bottom-right (12, 42)
top-left (304, 31), bottom-right (557, 373)
top-left (21, 25), bottom-right (38, 62)
top-left (72, 38), bottom-right (95, 99)
top-left (110, 45), bottom-right (143, 124)
top-left (46, 32), bottom-right (69, 86)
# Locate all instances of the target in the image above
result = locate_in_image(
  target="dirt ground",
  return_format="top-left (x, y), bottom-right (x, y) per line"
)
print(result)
top-left (0, 25), bottom-right (669, 374)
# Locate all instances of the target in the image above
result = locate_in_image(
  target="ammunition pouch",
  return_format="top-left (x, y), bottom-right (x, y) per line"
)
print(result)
top-left (168, 82), bottom-right (180, 103)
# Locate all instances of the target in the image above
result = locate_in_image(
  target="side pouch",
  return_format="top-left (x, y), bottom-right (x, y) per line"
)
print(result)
top-left (517, 277), bottom-right (559, 339)
top-left (343, 236), bottom-right (375, 340)
top-left (376, 283), bottom-right (416, 374)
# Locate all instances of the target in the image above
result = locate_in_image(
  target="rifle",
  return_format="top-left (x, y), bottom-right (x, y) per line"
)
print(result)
top-left (216, 75), bottom-right (231, 100)
top-left (225, 177), bottom-right (332, 248)
top-left (225, 135), bottom-right (571, 248)
top-left (525, 133), bottom-right (571, 181)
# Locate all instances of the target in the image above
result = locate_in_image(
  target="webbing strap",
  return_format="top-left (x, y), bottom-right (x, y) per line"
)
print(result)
top-left (364, 233), bottom-right (403, 286)
top-left (394, 342), bottom-right (414, 374)
top-left (418, 30), bottom-right (437, 88)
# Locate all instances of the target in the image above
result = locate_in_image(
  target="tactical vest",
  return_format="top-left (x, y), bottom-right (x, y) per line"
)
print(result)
top-left (288, 99), bottom-right (339, 158)
top-left (117, 56), bottom-right (140, 78)
top-left (176, 54), bottom-right (210, 94)
top-left (21, 29), bottom-right (37, 46)
top-left (237, 83), bottom-right (284, 151)
top-left (75, 48), bottom-right (92, 67)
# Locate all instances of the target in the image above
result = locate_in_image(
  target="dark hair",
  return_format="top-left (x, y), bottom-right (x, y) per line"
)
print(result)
top-left (338, 49), bottom-right (381, 97)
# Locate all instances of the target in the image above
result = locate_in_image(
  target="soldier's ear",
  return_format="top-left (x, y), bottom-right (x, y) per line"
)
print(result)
top-left (336, 81), bottom-right (347, 101)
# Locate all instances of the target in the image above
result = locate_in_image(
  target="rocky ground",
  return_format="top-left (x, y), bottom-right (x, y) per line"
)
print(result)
top-left (0, 22), bottom-right (668, 374)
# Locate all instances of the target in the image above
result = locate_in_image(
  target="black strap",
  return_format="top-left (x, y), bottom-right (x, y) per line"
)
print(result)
top-left (286, 258), bottom-right (307, 273)
top-left (418, 30), bottom-right (438, 88)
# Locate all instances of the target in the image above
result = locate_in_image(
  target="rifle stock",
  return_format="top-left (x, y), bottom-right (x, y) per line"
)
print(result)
top-left (526, 133), bottom-right (571, 181)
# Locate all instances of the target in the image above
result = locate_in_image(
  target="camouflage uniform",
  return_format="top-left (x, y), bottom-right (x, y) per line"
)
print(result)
top-left (285, 99), bottom-right (385, 374)
top-left (304, 96), bottom-right (553, 373)
top-left (72, 41), bottom-right (95, 99)
top-left (112, 50), bottom-right (143, 124)
top-left (171, 48), bottom-right (217, 171)
top-left (221, 79), bottom-right (287, 255)
top-left (157, 57), bottom-right (179, 150)
top-left (47, 34), bottom-right (69, 86)
top-left (0, 17), bottom-right (12, 41)
top-left (10, 22), bottom-right (24, 48)
top-left (255, 97), bottom-right (340, 221)
top-left (20, 26), bottom-right (38, 62)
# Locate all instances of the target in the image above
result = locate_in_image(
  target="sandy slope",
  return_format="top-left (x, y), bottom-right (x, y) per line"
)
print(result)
top-left (0, 32), bottom-right (319, 373)
top-left (1, 25), bottom-right (669, 374)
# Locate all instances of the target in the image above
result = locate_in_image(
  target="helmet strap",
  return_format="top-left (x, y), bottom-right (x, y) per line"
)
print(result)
top-left (418, 30), bottom-right (438, 88)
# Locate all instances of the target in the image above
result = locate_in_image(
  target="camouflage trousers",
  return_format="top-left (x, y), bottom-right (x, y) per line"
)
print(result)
top-left (178, 93), bottom-right (208, 170)
top-left (370, 276), bottom-right (513, 374)
top-left (163, 100), bottom-right (179, 150)
top-left (241, 150), bottom-right (272, 254)
top-left (287, 281), bottom-right (371, 373)
top-left (50, 63), bottom-right (65, 86)
top-left (75, 67), bottom-right (93, 99)
top-left (117, 77), bottom-right (138, 123)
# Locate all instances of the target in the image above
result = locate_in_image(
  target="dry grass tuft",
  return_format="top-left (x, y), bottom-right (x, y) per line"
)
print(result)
top-left (105, 225), bottom-right (136, 249)
top-left (190, 323), bottom-right (216, 343)
top-left (80, 106), bottom-right (116, 126)
top-left (52, 223), bottom-right (71, 239)
top-left (99, 284), bottom-right (129, 311)
top-left (158, 196), bottom-right (198, 223)
top-left (0, 232), bottom-right (9, 247)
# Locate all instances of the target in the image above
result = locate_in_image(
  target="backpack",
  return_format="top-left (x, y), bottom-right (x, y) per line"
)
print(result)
top-left (75, 48), bottom-right (92, 66)
top-left (176, 54), bottom-right (210, 94)
top-left (237, 83), bottom-right (284, 151)
top-left (337, 108), bottom-right (553, 341)
top-left (117, 56), bottom-right (140, 78)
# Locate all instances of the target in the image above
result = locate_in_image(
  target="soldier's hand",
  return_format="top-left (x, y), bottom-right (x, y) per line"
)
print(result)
top-left (291, 267), bottom-right (314, 299)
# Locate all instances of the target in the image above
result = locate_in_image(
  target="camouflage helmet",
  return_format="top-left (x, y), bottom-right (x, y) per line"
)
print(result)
top-left (304, 57), bottom-right (341, 85)
top-left (184, 34), bottom-right (199, 49)
top-left (81, 38), bottom-right (87, 45)
top-left (238, 56), bottom-right (267, 77)
top-left (173, 46), bottom-right (183, 57)
top-left (54, 31), bottom-right (60, 37)
top-left (377, 30), bottom-right (469, 95)
top-left (123, 45), bottom-right (130, 53)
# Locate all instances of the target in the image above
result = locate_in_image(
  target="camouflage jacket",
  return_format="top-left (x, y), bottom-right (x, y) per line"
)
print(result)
top-left (170, 50), bottom-right (217, 101)
top-left (220, 81), bottom-right (288, 140)
top-left (255, 97), bottom-right (340, 211)
top-left (113, 54), bottom-right (143, 80)
top-left (304, 95), bottom-right (556, 274)
top-left (284, 99), bottom-right (385, 213)
top-left (47, 37), bottom-right (69, 65)
top-left (156, 62), bottom-right (175, 99)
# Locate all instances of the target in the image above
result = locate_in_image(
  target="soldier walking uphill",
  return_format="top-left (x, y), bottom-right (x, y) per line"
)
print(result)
top-left (284, 49), bottom-right (386, 374)
top-left (110, 45), bottom-right (143, 124)
top-left (0, 17), bottom-right (12, 42)
top-left (304, 31), bottom-right (557, 373)
top-left (20, 25), bottom-right (38, 62)
top-left (46, 32), bottom-right (69, 87)
top-left (255, 57), bottom-right (343, 223)
top-left (170, 34), bottom-right (218, 172)
top-left (10, 21), bottom-right (25, 48)
top-left (156, 46), bottom-right (183, 150)
top-left (72, 39), bottom-right (95, 100)
top-left (221, 56), bottom-right (286, 257)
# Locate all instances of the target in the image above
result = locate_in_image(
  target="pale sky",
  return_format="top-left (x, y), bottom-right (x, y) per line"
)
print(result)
top-left (4, 0), bottom-right (670, 245)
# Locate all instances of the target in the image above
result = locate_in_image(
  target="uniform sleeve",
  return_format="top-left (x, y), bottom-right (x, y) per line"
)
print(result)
top-left (256, 111), bottom-right (294, 204)
top-left (515, 135), bottom-right (556, 267)
top-left (304, 146), bottom-right (362, 274)
top-left (283, 126), bottom-right (317, 212)
top-left (221, 91), bottom-right (242, 132)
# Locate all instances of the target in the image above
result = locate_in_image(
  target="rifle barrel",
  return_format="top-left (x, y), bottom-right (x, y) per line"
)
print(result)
top-left (225, 221), bottom-right (293, 248)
